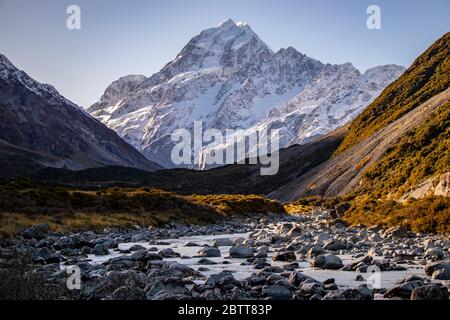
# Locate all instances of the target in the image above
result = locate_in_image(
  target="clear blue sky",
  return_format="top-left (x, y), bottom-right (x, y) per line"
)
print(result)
top-left (0, 0), bottom-right (449, 108)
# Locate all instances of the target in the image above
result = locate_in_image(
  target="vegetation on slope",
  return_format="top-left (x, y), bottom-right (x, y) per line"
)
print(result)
top-left (341, 101), bottom-right (450, 233)
top-left (305, 32), bottom-right (450, 234)
top-left (336, 32), bottom-right (449, 154)
top-left (344, 196), bottom-right (449, 234)
top-left (357, 101), bottom-right (449, 199)
top-left (0, 179), bottom-right (286, 238)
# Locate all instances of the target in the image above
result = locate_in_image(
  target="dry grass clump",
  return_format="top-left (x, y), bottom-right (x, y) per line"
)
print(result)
top-left (283, 203), bottom-right (313, 215)
top-left (188, 194), bottom-right (286, 216)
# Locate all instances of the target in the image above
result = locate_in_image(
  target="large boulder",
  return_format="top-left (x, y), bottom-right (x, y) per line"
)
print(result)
top-left (310, 254), bottom-right (343, 270)
top-left (101, 238), bottom-right (119, 249)
top-left (109, 286), bottom-right (146, 300)
top-left (206, 272), bottom-right (235, 286)
top-left (424, 248), bottom-right (445, 261)
top-left (297, 282), bottom-right (326, 299)
top-left (56, 235), bottom-right (90, 249)
top-left (198, 246), bottom-right (221, 258)
top-left (381, 226), bottom-right (412, 238)
top-left (288, 271), bottom-right (314, 287)
top-left (322, 289), bottom-right (366, 300)
top-left (274, 223), bottom-right (293, 236)
top-left (410, 284), bottom-right (449, 300)
top-left (272, 251), bottom-right (296, 262)
top-left (322, 239), bottom-right (346, 251)
top-left (313, 232), bottom-right (331, 243)
top-left (262, 285), bottom-right (292, 300)
top-left (229, 245), bottom-right (254, 258)
top-left (146, 278), bottom-right (190, 299)
top-left (307, 246), bottom-right (325, 258)
top-left (425, 260), bottom-right (450, 280)
top-left (34, 248), bottom-right (61, 264)
top-left (357, 284), bottom-right (374, 300)
top-left (349, 255), bottom-right (373, 270)
top-left (130, 250), bottom-right (163, 262)
top-left (198, 258), bottom-right (217, 265)
top-left (431, 268), bottom-right (450, 280)
top-left (22, 224), bottom-right (49, 240)
top-left (158, 248), bottom-right (181, 258)
top-left (129, 244), bottom-right (146, 252)
top-left (165, 263), bottom-right (201, 278)
top-left (131, 234), bottom-right (148, 242)
top-left (93, 243), bottom-right (109, 256)
top-left (213, 238), bottom-right (233, 247)
top-left (384, 280), bottom-right (425, 299)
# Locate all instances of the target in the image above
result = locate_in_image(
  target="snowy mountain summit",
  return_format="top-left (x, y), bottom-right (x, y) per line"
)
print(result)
top-left (89, 19), bottom-right (405, 168)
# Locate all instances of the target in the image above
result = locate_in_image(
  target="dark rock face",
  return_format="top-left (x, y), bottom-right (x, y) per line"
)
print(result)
top-left (0, 53), bottom-right (161, 178)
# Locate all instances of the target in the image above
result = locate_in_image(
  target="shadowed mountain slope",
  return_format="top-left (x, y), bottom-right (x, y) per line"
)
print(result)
top-left (0, 54), bottom-right (162, 178)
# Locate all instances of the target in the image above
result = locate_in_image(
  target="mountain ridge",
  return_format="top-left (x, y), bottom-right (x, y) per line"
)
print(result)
top-left (336, 32), bottom-right (450, 154)
top-left (0, 53), bottom-right (162, 178)
top-left (270, 88), bottom-right (450, 201)
top-left (88, 19), bottom-right (404, 168)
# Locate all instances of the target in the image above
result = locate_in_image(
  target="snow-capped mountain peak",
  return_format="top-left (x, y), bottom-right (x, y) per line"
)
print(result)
top-left (164, 18), bottom-right (272, 77)
top-left (88, 21), bottom-right (405, 168)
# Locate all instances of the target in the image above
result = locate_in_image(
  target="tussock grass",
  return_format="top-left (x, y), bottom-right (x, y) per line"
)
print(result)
top-left (283, 203), bottom-right (313, 215)
top-left (0, 180), bottom-right (286, 238)
top-left (189, 194), bottom-right (286, 216)
top-left (339, 100), bottom-right (450, 234)
top-left (343, 196), bottom-right (450, 234)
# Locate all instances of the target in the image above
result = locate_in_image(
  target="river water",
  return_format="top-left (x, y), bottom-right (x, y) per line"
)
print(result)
top-left (87, 231), bottom-right (427, 294)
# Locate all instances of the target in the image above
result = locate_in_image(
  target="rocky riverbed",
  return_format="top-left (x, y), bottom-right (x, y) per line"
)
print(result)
top-left (0, 210), bottom-right (449, 300)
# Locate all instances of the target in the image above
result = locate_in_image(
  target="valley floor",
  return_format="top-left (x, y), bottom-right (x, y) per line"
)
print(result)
top-left (1, 210), bottom-right (449, 300)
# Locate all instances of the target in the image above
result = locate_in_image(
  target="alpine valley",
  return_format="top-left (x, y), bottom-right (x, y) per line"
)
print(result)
top-left (0, 16), bottom-right (449, 302)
